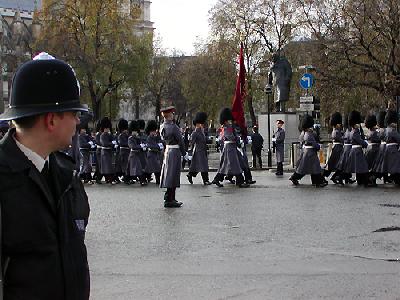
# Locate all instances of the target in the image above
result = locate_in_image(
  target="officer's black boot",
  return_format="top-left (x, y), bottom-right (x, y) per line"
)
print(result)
top-left (164, 188), bottom-right (182, 208)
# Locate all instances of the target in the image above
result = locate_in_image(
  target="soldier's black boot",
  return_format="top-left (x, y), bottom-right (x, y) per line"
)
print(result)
top-left (164, 188), bottom-right (182, 208)
top-left (236, 174), bottom-right (250, 188)
top-left (155, 173), bottom-right (161, 185)
top-left (212, 173), bottom-right (224, 187)
top-left (201, 172), bottom-right (212, 185)
top-left (289, 172), bottom-right (301, 185)
top-left (187, 172), bottom-right (194, 184)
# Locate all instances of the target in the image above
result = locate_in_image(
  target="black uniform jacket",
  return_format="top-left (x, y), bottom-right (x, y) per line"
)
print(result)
top-left (0, 129), bottom-right (90, 300)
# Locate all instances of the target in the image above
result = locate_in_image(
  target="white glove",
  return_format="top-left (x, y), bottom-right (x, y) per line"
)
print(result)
top-left (272, 138), bottom-right (277, 142)
top-left (184, 152), bottom-right (189, 161)
top-left (140, 143), bottom-right (147, 151)
top-left (158, 143), bottom-right (164, 150)
top-left (88, 141), bottom-right (94, 146)
top-left (112, 140), bottom-right (117, 145)
top-left (114, 144), bottom-right (118, 149)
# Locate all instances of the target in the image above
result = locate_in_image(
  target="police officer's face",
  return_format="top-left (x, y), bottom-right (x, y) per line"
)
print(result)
top-left (52, 111), bottom-right (80, 149)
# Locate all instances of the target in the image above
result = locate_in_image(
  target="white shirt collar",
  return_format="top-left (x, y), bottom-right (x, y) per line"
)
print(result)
top-left (14, 136), bottom-right (49, 172)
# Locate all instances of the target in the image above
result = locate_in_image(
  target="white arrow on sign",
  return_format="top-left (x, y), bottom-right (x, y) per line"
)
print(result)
top-left (301, 75), bottom-right (311, 88)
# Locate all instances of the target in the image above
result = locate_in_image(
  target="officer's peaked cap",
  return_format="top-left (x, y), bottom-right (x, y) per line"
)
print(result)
top-left (0, 58), bottom-right (87, 120)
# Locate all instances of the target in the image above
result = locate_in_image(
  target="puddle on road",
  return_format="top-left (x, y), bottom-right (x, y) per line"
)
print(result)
top-left (379, 204), bottom-right (400, 208)
top-left (373, 226), bottom-right (400, 233)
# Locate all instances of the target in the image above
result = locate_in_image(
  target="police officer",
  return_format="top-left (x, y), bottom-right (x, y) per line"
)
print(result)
top-left (159, 106), bottom-right (185, 207)
top-left (0, 55), bottom-right (90, 299)
top-left (251, 125), bottom-right (263, 169)
top-left (187, 112), bottom-right (211, 185)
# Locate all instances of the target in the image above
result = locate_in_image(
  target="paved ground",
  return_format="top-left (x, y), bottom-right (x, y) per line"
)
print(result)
top-left (85, 171), bottom-right (400, 300)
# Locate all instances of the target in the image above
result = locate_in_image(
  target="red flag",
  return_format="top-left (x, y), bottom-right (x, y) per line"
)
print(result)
top-left (232, 43), bottom-right (247, 136)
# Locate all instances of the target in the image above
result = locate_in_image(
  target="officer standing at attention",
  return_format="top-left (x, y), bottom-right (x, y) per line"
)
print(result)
top-left (159, 106), bottom-right (185, 208)
top-left (0, 54), bottom-right (90, 299)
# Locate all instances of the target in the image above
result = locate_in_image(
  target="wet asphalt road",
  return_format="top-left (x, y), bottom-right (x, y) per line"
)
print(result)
top-left (85, 171), bottom-right (400, 300)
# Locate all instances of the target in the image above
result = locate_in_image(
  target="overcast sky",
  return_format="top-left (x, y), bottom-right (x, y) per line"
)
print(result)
top-left (151, 0), bottom-right (217, 55)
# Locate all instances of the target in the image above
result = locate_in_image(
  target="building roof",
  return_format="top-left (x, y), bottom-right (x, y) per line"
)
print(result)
top-left (0, 0), bottom-right (41, 12)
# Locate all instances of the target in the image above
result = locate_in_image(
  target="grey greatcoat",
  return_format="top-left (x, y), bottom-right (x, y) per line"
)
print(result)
top-left (100, 132), bottom-right (115, 175)
top-left (127, 135), bottom-right (144, 176)
top-left (275, 127), bottom-right (285, 163)
top-left (373, 128), bottom-right (387, 173)
top-left (160, 119), bottom-right (185, 188)
top-left (217, 124), bottom-right (243, 176)
top-left (145, 134), bottom-right (162, 174)
top-left (382, 127), bottom-right (400, 174)
top-left (79, 133), bottom-right (92, 174)
top-left (295, 131), bottom-right (305, 168)
top-left (189, 127), bottom-right (209, 173)
top-left (67, 131), bottom-right (80, 171)
top-left (95, 132), bottom-right (102, 174)
top-left (336, 129), bottom-right (352, 172)
top-left (295, 130), bottom-right (321, 175)
top-left (138, 132), bottom-right (148, 171)
top-left (347, 128), bottom-right (368, 174)
top-left (365, 129), bottom-right (381, 170)
top-left (118, 132), bottom-right (130, 175)
top-left (326, 128), bottom-right (343, 171)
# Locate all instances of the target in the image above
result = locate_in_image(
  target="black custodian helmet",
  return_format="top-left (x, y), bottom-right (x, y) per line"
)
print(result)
top-left (193, 112), bottom-right (207, 126)
top-left (0, 57), bottom-right (87, 120)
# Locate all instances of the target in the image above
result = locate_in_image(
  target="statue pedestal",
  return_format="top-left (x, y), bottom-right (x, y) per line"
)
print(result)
top-left (257, 112), bottom-right (300, 163)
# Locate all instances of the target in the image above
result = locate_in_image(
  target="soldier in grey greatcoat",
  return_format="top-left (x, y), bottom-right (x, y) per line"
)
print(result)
top-left (100, 117), bottom-right (116, 184)
top-left (78, 125), bottom-right (93, 183)
top-left (346, 111), bottom-right (370, 186)
top-left (323, 112), bottom-right (343, 183)
top-left (145, 120), bottom-right (162, 184)
top-left (211, 108), bottom-right (249, 188)
top-left (94, 121), bottom-right (103, 183)
top-left (274, 120), bottom-right (285, 176)
top-left (159, 106), bottom-right (186, 208)
top-left (364, 114), bottom-right (380, 186)
top-left (187, 112), bottom-right (211, 185)
top-left (373, 111), bottom-right (392, 183)
top-left (137, 119), bottom-right (148, 174)
top-left (381, 110), bottom-right (400, 185)
top-left (127, 120), bottom-right (147, 185)
top-left (117, 119), bottom-right (130, 183)
top-left (289, 115), bottom-right (328, 187)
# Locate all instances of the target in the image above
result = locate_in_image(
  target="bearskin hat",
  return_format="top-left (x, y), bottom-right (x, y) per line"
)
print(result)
top-left (193, 112), bottom-right (208, 125)
top-left (348, 110), bottom-right (362, 127)
top-left (95, 120), bottom-right (102, 132)
top-left (145, 120), bottom-right (158, 134)
top-left (219, 107), bottom-right (233, 125)
top-left (330, 112), bottom-right (342, 127)
top-left (385, 110), bottom-right (398, 126)
top-left (377, 111), bottom-right (387, 128)
top-left (100, 117), bottom-right (112, 130)
top-left (137, 119), bottom-right (146, 130)
top-left (117, 118), bottom-right (129, 132)
top-left (301, 114), bottom-right (314, 130)
top-left (364, 114), bottom-right (377, 129)
top-left (128, 120), bottom-right (139, 133)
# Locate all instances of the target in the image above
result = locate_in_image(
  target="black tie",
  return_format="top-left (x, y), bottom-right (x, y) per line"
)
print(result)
top-left (41, 161), bottom-right (51, 189)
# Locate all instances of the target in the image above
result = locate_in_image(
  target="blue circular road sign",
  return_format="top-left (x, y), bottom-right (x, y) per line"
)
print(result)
top-left (299, 73), bottom-right (314, 89)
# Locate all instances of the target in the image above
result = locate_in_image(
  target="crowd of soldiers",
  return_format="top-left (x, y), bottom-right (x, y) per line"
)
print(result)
top-left (290, 110), bottom-right (400, 187)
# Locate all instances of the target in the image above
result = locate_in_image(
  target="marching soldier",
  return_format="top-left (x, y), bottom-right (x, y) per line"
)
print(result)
top-left (364, 114), bottom-right (380, 186)
top-left (323, 112), bottom-right (343, 183)
top-left (78, 124), bottom-right (93, 183)
top-left (381, 110), bottom-right (400, 185)
top-left (289, 115), bottom-right (328, 187)
top-left (187, 112), bottom-right (212, 185)
top-left (347, 111), bottom-right (370, 186)
top-left (94, 121), bottom-right (103, 183)
top-left (373, 111), bottom-right (391, 183)
top-left (137, 119), bottom-right (148, 173)
top-left (145, 120), bottom-right (162, 184)
top-left (100, 117), bottom-right (116, 184)
top-left (127, 120), bottom-right (147, 185)
top-left (159, 106), bottom-right (185, 207)
top-left (251, 125), bottom-right (264, 169)
top-left (274, 120), bottom-right (285, 176)
top-left (117, 118), bottom-right (130, 184)
top-left (212, 108), bottom-right (249, 188)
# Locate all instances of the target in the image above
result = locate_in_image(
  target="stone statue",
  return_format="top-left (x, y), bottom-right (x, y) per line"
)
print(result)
top-left (270, 54), bottom-right (292, 112)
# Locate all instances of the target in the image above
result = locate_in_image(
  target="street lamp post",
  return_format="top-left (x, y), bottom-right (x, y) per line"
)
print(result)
top-left (264, 82), bottom-right (273, 168)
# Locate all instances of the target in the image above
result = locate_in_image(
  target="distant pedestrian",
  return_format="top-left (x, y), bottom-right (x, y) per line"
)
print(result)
top-left (273, 120), bottom-right (285, 175)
